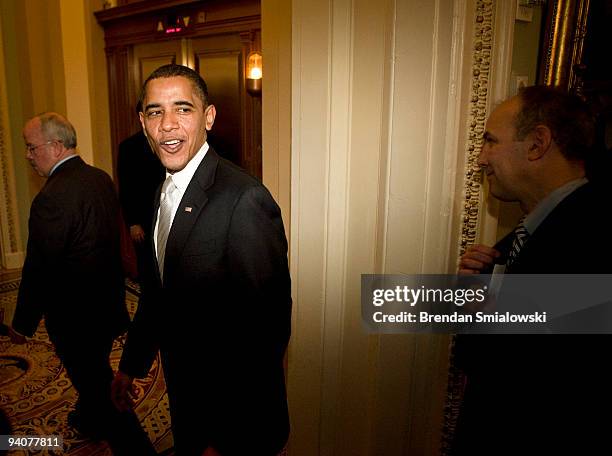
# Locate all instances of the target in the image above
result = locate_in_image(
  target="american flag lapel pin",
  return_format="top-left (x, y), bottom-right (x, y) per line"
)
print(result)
top-left (185, 206), bottom-right (193, 213)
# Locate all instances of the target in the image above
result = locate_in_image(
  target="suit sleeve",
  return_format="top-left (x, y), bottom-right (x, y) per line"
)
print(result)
top-left (119, 285), bottom-right (162, 377)
top-left (226, 185), bottom-right (292, 362)
top-left (13, 194), bottom-right (68, 337)
top-left (119, 226), bottom-right (161, 377)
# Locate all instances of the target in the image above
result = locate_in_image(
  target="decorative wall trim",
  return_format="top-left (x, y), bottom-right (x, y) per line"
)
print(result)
top-left (0, 111), bottom-right (19, 253)
top-left (458, 0), bottom-right (494, 256)
top-left (0, 17), bottom-right (24, 269)
top-left (445, 1), bottom-right (516, 451)
top-left (443, 2), bottom-right (498, 449)
top-left (3, 251), bottom-right (25, 270)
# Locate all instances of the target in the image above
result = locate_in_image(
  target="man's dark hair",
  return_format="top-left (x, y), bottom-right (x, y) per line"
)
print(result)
top-left (138, 64), bottom-right (209, 111)
top-left (514, 85), bottom-right (595, 161)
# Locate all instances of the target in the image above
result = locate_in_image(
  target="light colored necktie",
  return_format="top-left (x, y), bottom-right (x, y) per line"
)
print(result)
top-left (506, 217), bottom-right (529, 271)
top-left (157, 176), bottom-right (178, 281)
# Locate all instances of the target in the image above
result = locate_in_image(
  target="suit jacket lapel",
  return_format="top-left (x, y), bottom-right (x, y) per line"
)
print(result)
top-left (151, 184), bottom-right (163, 283)
top-left (502, 183), bottom-right (590, 273)
top-left (161, 148), bottom-right (219, 281)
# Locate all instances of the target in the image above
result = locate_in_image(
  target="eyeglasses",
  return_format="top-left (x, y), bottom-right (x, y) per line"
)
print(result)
top-left (25, 140), bottom-right (59, 153)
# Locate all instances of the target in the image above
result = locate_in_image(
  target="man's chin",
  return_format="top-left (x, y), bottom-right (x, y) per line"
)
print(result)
top-left (160, 158), bottom-right (186, 174)
top-left (488, 182), bottom-right (507, 201)
top-left (489, 189), bottom-right (517, 203)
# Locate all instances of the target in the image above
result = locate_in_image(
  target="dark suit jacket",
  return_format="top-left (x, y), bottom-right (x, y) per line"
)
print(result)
top-left (13, 156), bottom-right (128, 343)
top-left (453, 182), bottom-right (612, 454)
top-left (120, 148), bottom-right (291, 455)
top-left (117, 132), bottom-right (165, 233)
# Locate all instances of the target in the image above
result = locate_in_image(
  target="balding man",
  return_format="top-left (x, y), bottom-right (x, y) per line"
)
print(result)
top-left (11, 113), bottom-right (155, 455)
top-left (453, 87), bottom-right (612, 454)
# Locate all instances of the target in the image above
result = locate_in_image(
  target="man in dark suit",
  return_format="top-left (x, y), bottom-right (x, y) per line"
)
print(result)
top-left (112, 64), bottom-right (292, 456)
top-left (10, 112), bottom-right (155, 455)
top-left (452, 87), bottom-right (612, 454)
top-left (117, 124), bottom-right (165, 280)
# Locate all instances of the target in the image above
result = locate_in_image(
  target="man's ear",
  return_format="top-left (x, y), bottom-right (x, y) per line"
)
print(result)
top-left (527, 125), bottom-right (552, 161)
top-left (51, 140), bottom-right (65, 159)
top-left (205, 105), bottom-right (216, 131)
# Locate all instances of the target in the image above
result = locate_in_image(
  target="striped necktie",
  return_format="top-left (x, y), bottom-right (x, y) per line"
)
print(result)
top-left (157, 176), bottom-right (178, 281)
top-left (506, 217), bottom-right (529, 271)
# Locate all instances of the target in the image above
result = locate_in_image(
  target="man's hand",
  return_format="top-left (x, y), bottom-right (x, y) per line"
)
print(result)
top-left (9, 327), bottom-right (27, 345)
top-left (459, 244), bottom-right (501, 275)
top-left (129, 225), bottom-right (146, 243)
top-left (111, 371), bottom-right (136, 412)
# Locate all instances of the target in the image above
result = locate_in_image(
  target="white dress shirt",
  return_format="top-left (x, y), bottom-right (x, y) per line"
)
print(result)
top-left (154, 142), bottom-right (209, 257)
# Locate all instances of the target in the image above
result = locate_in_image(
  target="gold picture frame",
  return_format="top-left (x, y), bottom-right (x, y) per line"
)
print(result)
top-left (538, 0), bottom-right (591, 93)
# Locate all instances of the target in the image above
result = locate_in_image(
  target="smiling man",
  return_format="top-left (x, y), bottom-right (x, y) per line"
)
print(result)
top-left (112, 64), bottom-right (292, 456)
top-left (453, 87), bottom-right (612, 454)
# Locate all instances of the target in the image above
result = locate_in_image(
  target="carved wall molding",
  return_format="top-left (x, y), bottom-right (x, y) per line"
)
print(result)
top-left (0, 108), bottom-right (18, 254)
top-left (459, 0), bottom-right (494, 256)
top-left (446, 5), bottom-right (497, 450)
top-left (0, 37), bottom-right (24, 268)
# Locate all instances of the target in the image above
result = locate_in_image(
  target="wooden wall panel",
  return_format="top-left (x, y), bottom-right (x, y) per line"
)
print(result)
top-left (106, 45), bottom-right (131, 179)
top-left (196, 50), bottom-right (243, 165)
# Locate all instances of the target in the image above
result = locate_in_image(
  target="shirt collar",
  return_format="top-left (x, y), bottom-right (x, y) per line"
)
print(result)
top-left (523, 177), bottom-right (588, 234)
top-left (166, 142), bottom-right (209, 191)
top-left (49, 154), bottom-right (78, 176)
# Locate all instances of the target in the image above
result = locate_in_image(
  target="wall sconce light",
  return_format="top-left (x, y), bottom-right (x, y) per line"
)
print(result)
top-left (246, 51), bottom-right (262, 96)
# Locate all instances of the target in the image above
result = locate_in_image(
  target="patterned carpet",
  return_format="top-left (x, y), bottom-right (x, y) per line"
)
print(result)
top-left (0, 277), bottom-right (174, 455)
